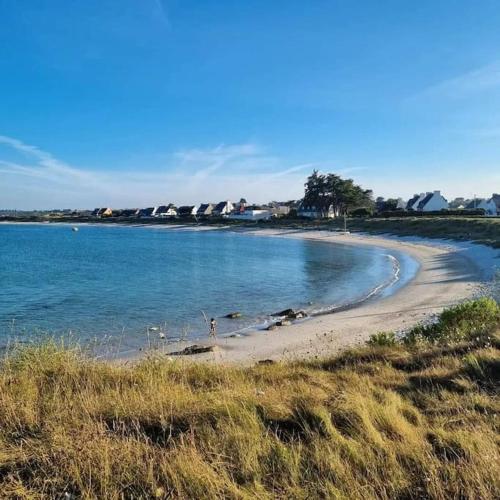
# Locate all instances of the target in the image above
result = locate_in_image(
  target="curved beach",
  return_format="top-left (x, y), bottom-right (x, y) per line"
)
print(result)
top-left (167, 229), bottom-right (498, 365)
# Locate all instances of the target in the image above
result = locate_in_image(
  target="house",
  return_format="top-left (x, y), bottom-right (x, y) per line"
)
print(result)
top-left (416, 191), bottom-right (448, 211)
top-left (298, 202), bottom-right (336, 218)
top-left (465, 198), bottom-right (498, 216)
top-left (268, 201), bottom-right (292, 214)
top-left (227, 209), bottom-right (272, 221)
top-left (407, 191), bottom-right (448, 211)
top-left (270, 205), bottom-right (291, 217)
top-left (212, 201), bottom-right (234, 217)
top-left (233, 198), bottom-right (248, 214)
top-left (138, 207), bottom-right (156, 218)
top-left (177, 205), bottom-right (198, 217)
top-left (196, 203), bottom-right (213, 217)
top-left (406, 193), bottom-right (425, 211)
top-left (155, 204), bottom-right (177, 217)
top-left (93, 208), bottom-right (113, 218)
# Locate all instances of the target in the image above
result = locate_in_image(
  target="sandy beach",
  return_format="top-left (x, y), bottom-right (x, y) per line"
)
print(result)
top-left (152, 228), bottom-right (498, 365)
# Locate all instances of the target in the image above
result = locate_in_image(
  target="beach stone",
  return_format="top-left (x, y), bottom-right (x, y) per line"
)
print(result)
top-left (273, 308), bottom-right (295, 317)
top-left (288, 310), bottom-right (307, 319)
top-left (225, 312), bottom-right (242, 319)
top-left (277, 320), bottom-right (292, 327)
top-left (171, 344), bottom-right (216, 355)
top-left (273, 308), bottom-right (308, 319)
top-left (266, 323), bottom-right (278, 331)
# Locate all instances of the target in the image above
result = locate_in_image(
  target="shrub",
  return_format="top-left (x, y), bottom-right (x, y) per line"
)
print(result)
top-left (404, 298), bottom-right (500, 345)
top-left (350, 207), bottom-right (373, 217)
top-left (367, 331), bottom-right (397, 346)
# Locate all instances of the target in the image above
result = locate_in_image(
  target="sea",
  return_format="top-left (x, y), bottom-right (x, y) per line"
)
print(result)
top-left (0, 223), bottom-right (419, 355)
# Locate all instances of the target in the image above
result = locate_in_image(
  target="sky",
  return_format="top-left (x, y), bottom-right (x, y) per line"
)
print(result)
top-left (1, 0), bottom-right (500, 209)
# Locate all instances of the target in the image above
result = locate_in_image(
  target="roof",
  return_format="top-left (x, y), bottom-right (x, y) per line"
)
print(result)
top-left (178, 205), bottom-right (195, 214)
top-left (197, 203), bottom-right (212, 213)
top-left (298, 201), bottom-right (316, 211)
top-left (214, 201), bottom-right (228, 211)
top-left (156, 204), bottom-right (176, 213)
top-left (139, 207), bottom-right (155, 216)
top-left (417, 193), bottom-right (434, 210)
top-left (465, 199), bottom-right (485, 209)
top-left (406, 195), bottom-right (420, 210)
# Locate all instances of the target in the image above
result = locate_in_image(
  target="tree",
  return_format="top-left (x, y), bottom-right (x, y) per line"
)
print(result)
top-left (303, 171), bottom-right (373, 216)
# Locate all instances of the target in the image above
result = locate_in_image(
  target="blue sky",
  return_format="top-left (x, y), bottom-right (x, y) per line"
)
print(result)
top-left (1, 0), bottom-right (500, 209)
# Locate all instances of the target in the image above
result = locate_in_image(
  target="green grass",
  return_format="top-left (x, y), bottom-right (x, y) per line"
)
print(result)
top-left (326, 216), bottom-right (500, 248)
top-left (0, 300), bottom-right (499, 499)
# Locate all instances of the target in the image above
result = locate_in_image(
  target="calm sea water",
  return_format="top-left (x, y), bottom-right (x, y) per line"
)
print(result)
top-left (0, 224), bottom-right (418, 354)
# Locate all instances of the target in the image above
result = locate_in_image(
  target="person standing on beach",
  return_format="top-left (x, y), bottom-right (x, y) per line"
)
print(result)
top-left (210, 318), bottom-right (217, 339)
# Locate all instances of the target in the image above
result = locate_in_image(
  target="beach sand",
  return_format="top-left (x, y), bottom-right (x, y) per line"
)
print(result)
top-left (148, 229), bottom-right (497, 366)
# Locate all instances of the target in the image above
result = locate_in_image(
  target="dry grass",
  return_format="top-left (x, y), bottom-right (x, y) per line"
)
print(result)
top-left (0, 330), bottom-right (498, 498)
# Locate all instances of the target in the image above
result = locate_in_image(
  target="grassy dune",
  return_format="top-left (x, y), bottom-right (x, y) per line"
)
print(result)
top-left (0, 300), bottom-right (499, 499)
top-left (315, 216), bottom-right (500, 248)
top-left (254, 215), bottom-right (499, 248)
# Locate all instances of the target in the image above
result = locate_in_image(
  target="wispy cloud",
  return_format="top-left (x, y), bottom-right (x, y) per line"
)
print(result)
top-left (175, 143), bottom-right (266, 179)
top-left (0, 135), bottom-right (90, 182)
top-left (0, 135), bottom-right (315, 209)
top-left (412, 60), bottom-right (500, 101)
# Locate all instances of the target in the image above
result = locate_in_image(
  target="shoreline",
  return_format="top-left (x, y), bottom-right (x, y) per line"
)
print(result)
top-left (122, 228), bottom-right (498, 365)
top-left (2, 222), bottom-right (498, 365)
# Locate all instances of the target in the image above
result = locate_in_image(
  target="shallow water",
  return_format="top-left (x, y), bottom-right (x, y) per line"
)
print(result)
top-left (0, 224), bottom-right (418, 353)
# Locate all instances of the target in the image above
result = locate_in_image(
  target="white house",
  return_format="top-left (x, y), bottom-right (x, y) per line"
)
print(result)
top-left (271, 205), bottom-right (291, 217)
top-left (212, 201), bottom-right (234, 216)
top-left (155, 204), bottom-right (177, 217)
top-left (227, 209), bottom-right (272, 221)
top-left (196, 203), bottom-right (213, 217)
top-left (177, 205), bottom-right (198, 217)
top-left (407, 191), bottom-right (448, 211)
top-left (298, 202), bottom-right (336, 218)
top-left (417, 191), bottom-right (448, 211)
top-left (466, 198), bottom-right (498, 216)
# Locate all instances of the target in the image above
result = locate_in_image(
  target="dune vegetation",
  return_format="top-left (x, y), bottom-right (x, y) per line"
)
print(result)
top-left (315, 216), bottom-right (500, 248)
top-left (0, 298), bottom-right (498, 499)
top-left (250, 215), bottom-right (500, 249)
